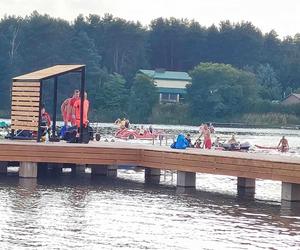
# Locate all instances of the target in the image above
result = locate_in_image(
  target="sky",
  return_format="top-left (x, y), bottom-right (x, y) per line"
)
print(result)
top-left (0, 0), bottom-right (300, 38)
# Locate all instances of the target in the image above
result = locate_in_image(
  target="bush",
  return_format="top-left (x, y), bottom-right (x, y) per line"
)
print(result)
top-left (150, 103), bottom-right (191, 124)
top-left (240, 113), bottom-right (300, 126)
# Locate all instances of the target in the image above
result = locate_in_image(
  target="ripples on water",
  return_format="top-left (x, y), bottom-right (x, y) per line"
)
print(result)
top-left (0, 170), bottom-right (300, 249)
top-left (1, 123), bottom-right (300, 249)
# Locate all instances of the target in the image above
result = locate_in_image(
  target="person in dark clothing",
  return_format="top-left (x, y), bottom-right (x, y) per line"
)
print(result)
top-left (185, 133), bottom-right (193, 147)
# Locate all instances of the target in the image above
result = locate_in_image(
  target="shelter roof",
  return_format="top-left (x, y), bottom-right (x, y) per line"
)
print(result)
top-left (13, 64), bottom-right (85, 81)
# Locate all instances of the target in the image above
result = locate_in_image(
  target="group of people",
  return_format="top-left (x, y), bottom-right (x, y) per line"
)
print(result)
top-left (115, 118), bottom-right (154, 136)
top-left (115, 118), bottom-right (130, 129)
top-left (173, 123), bottom-right (290, 153)
top-left (61, 89), bottom-right (89, 128)
top-left (39, 89), bottom-right (89, 141)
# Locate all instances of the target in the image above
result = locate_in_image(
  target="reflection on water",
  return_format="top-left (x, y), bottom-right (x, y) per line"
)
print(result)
top-left (0, 170), bottom-right (300, 249)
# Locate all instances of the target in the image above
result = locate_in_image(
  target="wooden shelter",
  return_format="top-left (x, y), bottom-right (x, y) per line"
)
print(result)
top-left (11, 64), bottom-right (86, 142)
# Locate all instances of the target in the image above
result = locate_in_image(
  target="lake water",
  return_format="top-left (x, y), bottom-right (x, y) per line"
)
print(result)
top-left (1, 123), bottom-right (300, 249)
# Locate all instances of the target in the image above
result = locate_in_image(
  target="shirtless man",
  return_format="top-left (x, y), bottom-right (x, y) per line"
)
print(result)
top-left (199, 124), bottom-right (212, 149)
top-left (277, 136), bottom-right (289, 152)
top-left (61, 89), bottom-right (80, 126)
top-left (228, 134), bottom-right (237, 144)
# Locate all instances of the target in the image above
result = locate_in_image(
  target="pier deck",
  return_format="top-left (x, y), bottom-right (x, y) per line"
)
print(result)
top-left (0, 140), bottom-right (300, 185)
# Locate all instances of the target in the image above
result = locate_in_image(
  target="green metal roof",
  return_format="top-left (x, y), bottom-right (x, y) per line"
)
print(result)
top-left (158, 87), bottom-right (186, 94)
top-left (139, 69), bottom-right (191, 81)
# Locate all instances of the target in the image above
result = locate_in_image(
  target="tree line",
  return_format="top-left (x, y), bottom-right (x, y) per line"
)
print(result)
top-left (1, 11), bottom-right (300, 124)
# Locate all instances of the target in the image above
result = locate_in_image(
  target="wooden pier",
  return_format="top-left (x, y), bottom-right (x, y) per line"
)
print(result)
top-left (0, 140), bottom-right (300, 202)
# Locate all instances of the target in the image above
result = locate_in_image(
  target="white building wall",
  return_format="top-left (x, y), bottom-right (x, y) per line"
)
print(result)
top-left (154, 79), bottom-right (190, 89)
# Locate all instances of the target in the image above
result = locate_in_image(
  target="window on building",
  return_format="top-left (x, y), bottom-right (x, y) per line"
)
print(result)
top-left (160, 93), bottom-right (179, 103)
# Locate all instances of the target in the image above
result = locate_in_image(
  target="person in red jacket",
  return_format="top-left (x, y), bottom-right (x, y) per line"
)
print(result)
top-left (73, 92), bottom-right (89, 128)
top-left (61, 89), bottom-right (80, 126)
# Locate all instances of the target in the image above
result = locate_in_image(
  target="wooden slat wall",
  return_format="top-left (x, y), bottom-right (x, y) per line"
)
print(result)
top-left (11, 81), bottom-right (40, 132)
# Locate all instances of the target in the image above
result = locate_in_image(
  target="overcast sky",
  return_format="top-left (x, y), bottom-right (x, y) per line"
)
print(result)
top-left (1, 0), bottom-right (300, 38)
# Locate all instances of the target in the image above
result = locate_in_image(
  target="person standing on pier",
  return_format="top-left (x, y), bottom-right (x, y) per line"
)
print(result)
top-left (199, 124), bottom-right (212, 149)
top-left (61, 89), bottom-right (80, 126)
top-left (74, 91), bottom-right (89, 128)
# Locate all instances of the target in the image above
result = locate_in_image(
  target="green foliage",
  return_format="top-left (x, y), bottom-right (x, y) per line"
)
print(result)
top-left (240, 113), bottom-right (300, 126)
top-left (128, 74), bottom-right (158, 122)
top-left (2, 13), bottom-right (300, 125)
top-left (255, 64), bottom-right (281, 100)
top-left (150, 103), bottom-right (190, 124)
top-left (91, 73), bottom-right (128, 121)
top-left (187, 63), bottom-right (259, 119)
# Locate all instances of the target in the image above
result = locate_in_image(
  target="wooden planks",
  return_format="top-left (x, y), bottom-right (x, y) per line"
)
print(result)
top-left (13, 65), bottom-right (85, 81)
top-left (1, 141), bottom-right (300, 184)
top-left (13, 82), bottom-right (41, 87)
top-left (11, 81), bottom-right (41, 132)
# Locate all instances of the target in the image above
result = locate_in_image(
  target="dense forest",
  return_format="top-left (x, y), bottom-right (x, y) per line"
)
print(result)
top-left (1, 11), bottom-right (300, 125)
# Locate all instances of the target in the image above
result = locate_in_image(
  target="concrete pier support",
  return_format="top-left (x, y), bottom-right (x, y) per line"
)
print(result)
top-left (145, 168), bottom-right (160, 184)
top-left (0, 162), bottom-right (8, 174)
top-left (281, 182), bottom-right (300, 202)
top-left (19, 162), bottom-right (37, 178)
top-left (237, 177), bottom-right (255, 198)
top-left (177, 171), bottom-right (196, 188)
top-left (91, 165), bottom-right (118, 177)
top-left (73, 164), bottom-right (86, 175)
top-left (107, 165), bottom-right (118, 177)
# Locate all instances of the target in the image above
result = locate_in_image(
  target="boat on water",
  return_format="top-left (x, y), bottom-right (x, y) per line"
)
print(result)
top-left (115, 128), bottom-right (160, 140)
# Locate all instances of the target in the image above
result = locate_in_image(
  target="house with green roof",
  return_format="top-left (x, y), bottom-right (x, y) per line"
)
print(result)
top-left (139, 69), bottom-right (191, 103)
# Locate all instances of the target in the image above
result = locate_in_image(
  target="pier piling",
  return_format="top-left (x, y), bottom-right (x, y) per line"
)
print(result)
top-left (19, 162), bottom-right (37, 178)
top-left (281, 182), bottom-right (300, 202)
top-left (177, 171), bottom-right (196, 188)
top-left (145, 167), bottom-right (160, 184)
top-left (0, 162), bottom-right (8, 174)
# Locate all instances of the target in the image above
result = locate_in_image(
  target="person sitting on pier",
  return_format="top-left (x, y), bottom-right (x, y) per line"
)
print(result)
top-left (170, 134), bottom-right (188, 149)
top-left (226, 134), bottom-right (240, 150)
top-left (185, 133), bottom-right (193, 147)
top-left (277, 136), bottom-right (289, 152)
top-left (213, 136), bottom-right (221, 147)
top-left (194, 138), bottom-right (202, 148)
top-left (40, 105), bottom-right (51, 141)
top-left (228, 134), bottom-right (237, 144)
